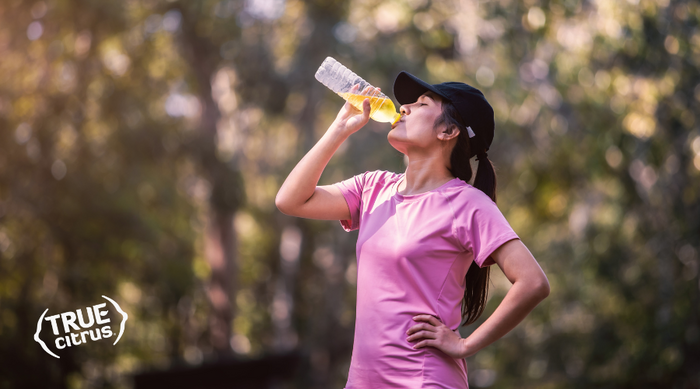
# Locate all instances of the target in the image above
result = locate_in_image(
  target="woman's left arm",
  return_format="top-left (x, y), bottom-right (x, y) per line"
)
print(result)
top-left (407, 239), bottom-right (549, 359)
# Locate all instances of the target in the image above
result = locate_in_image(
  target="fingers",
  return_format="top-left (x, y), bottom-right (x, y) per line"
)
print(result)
top-left (365, 86), bottom-right (380, 97)
top-left (406, 329), bottom-right (436, 342)
top-left (406, 322), bottom-right (432, 335)
top-left (362, 98), bottom-right (371, 117)
top-left (406, 315), bottom-right (443, 335)
top-left (351, 84), bottom-right (372, 95)
top-left (413, 314), bottom-right (442, 326)
top-left (406, 315), bottom-right (444, 346)
top-left (354, 85), bottom-right (381, 97)
top-left (406, 315), bottom-right (465, 356)
top-left (407, 326), bottom-right (438, 350)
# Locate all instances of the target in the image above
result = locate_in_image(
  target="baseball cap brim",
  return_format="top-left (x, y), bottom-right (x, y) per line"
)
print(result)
top-left (393, 71), bottom-right (450, 106)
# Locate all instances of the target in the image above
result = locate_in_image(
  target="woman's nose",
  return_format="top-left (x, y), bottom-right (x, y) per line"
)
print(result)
top-left (400, 105), bottom-right (409, 115)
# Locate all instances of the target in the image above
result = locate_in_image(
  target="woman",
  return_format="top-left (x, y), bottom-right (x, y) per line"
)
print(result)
top-left (276, 71), bottom-right (550, 388)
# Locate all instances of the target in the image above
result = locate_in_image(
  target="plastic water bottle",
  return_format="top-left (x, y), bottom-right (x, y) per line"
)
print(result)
top-left (315, 57), bottom-right (401, 124)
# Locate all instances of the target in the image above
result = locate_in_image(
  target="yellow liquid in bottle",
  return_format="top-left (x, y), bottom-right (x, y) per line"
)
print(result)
top-left (339, 93), bottom-right (401, 124)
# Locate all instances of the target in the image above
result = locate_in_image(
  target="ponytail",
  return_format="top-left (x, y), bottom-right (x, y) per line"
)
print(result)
top-left (474, 152), bottom-right (497, 203)
top-left (434, 101), bottom-right (498, 326)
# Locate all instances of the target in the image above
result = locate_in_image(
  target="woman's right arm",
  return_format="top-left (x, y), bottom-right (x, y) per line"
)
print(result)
top-left (275, 97), bottom-right (371, 220)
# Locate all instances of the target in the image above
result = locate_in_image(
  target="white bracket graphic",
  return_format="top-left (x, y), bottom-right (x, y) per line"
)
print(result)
top-left (34, 308), bottom-right (60, 359)
top-left (102, 295), bottom-right (128, 345)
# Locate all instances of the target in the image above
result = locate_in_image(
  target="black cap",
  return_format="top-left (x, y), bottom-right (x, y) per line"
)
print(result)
top-left (393, 71), bottom-right (494, 158)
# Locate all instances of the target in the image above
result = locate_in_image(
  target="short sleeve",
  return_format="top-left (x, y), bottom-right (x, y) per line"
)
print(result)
top-left (334, 172), bottom-right (368, 231)
top-left (454, 191), bottom-right (519, 267)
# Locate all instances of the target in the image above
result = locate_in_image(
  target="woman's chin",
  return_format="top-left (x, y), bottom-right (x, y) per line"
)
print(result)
top-left (387, 133), bottom-right (407, 154)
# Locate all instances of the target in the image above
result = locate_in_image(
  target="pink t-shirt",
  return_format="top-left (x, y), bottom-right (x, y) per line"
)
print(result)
top-left (335, 170), bottom-right (519, 389)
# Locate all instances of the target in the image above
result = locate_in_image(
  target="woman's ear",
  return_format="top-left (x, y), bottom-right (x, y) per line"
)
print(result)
top-left (438, 124), bottom-right (461, 141)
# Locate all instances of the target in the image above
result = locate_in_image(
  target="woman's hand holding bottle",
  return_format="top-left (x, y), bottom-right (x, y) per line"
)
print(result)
top-left (330, 85), bottom-right (374, 137)
top-left (276, 86), bottom-right (376, 220)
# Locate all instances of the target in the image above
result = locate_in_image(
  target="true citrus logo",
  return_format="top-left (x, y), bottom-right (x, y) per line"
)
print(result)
top-left (34, 295), bottom-right (128, 359)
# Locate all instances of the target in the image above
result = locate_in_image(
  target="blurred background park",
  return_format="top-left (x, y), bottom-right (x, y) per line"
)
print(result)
top-left (1, 0), bottom-right (699, 387)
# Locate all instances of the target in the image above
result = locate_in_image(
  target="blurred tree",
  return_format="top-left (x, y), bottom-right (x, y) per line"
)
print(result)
top-left (0, 0), bottom-right (200, 386)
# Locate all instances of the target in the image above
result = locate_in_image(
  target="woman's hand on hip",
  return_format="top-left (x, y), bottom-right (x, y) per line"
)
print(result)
top-left (406, 315), bottom-right (469, 359)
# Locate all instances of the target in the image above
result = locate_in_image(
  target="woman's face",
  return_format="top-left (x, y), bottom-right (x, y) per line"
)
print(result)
top-left (388, 92), bottom-right (445, 155)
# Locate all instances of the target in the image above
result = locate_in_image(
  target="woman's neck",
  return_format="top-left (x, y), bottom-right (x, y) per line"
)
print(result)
top-left (398, 155), bottom-right (455, 196)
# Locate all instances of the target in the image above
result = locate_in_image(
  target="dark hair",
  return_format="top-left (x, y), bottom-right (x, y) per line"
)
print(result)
top-left (433, 100), bottom-right (498, 326)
